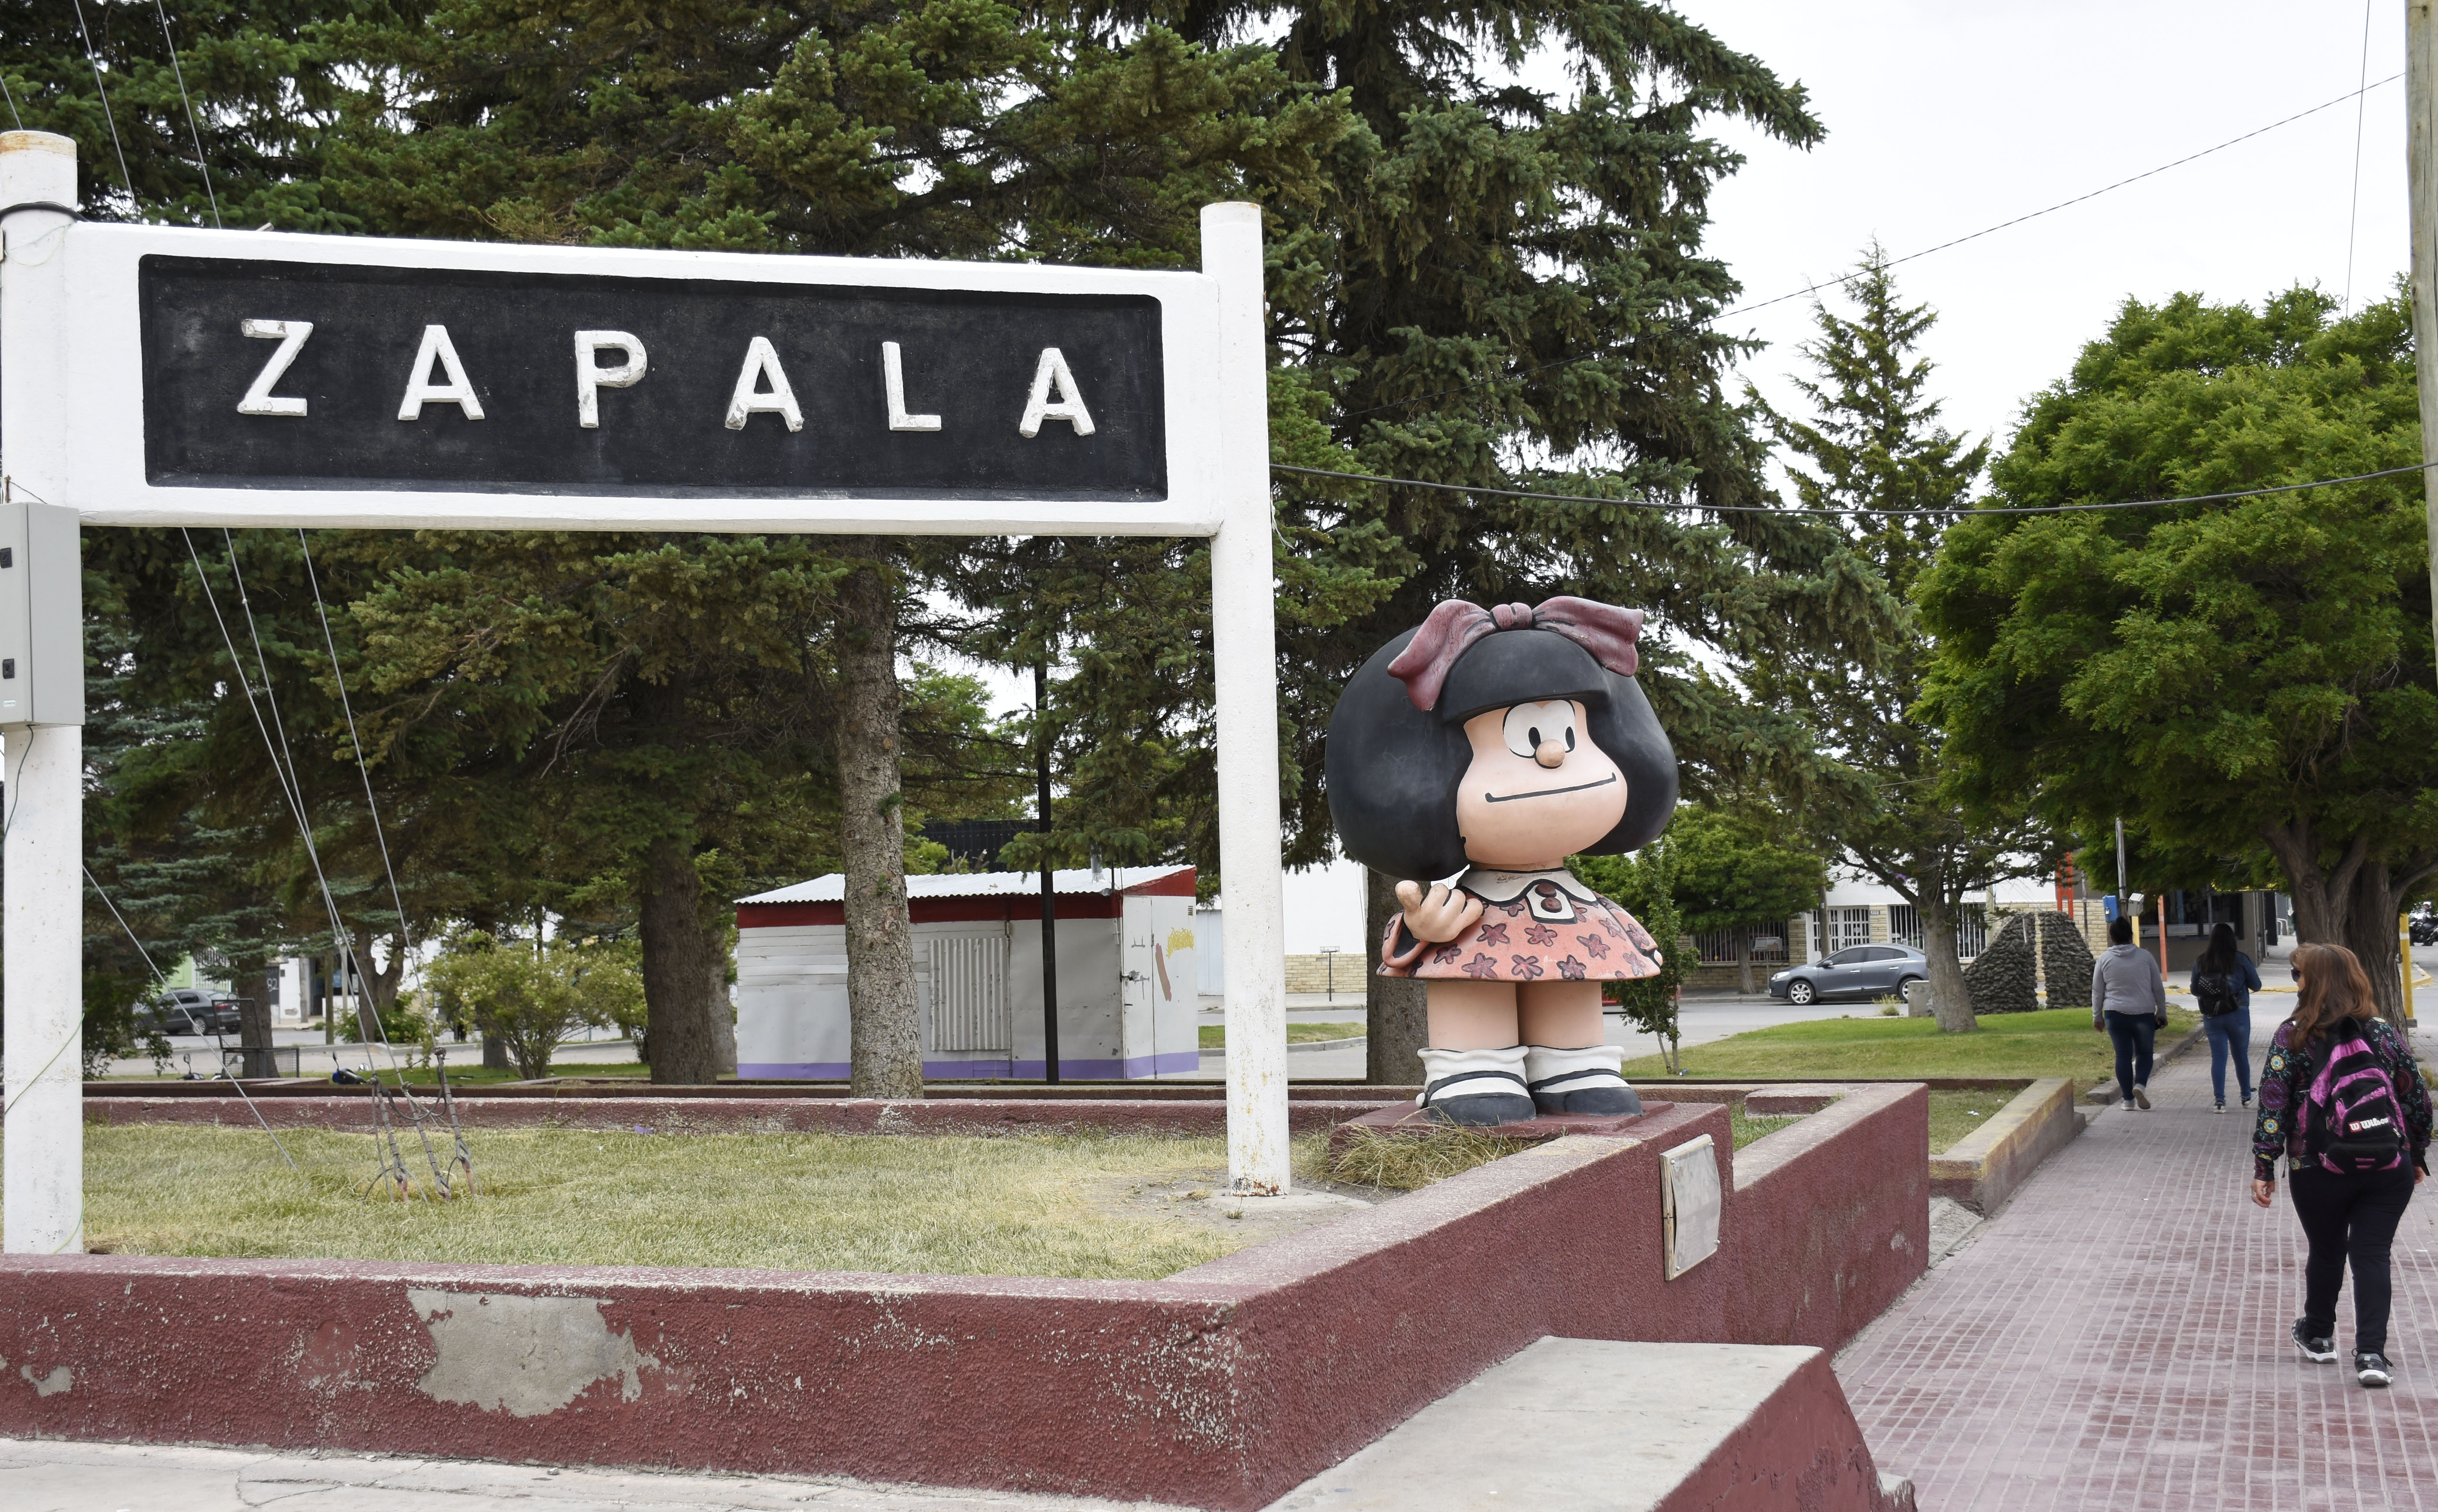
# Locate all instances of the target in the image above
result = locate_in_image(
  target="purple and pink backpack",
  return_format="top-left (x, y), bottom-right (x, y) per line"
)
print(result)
top-left (2300, 1019), bottom-right (2409, 1174)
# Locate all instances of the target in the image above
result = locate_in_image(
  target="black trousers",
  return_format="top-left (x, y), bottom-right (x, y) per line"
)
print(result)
top-left (2290, 1164), bottom-right (2417, 1355)
top-left (2104, 1010), bottom-right (2157, 1100)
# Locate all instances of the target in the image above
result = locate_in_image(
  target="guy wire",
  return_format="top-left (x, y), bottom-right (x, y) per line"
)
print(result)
top-left (65, 0), bottom-right (138, 213)
top-left (85, 862), bottom-right (305, 1177)
top-left (149, 0), bottom-right (220, 228)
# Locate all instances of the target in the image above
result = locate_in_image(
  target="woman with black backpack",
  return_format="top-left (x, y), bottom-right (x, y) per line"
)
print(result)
top-left (2250, 942), bottom-right (2432, 1389)
top-left (2190, 922), bottom-right (2263, 1113)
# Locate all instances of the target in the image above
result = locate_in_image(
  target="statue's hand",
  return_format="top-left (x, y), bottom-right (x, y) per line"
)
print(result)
top-left (1396, 880), bottom-right (1485, 944)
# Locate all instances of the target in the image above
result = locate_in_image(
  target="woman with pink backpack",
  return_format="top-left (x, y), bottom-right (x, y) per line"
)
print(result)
top-left (2250, 943), bottom-right (2432, 1388)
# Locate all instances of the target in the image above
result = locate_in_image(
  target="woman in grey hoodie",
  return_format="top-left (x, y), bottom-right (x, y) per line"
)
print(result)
top-left (2092, 917), bottom-right (2169, 1109)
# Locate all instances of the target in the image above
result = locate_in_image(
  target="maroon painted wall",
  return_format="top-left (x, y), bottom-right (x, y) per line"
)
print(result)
top-left (3, 1087), bottom-right (1927, 1511)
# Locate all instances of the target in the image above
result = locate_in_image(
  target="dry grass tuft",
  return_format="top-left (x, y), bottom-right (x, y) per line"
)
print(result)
top-left (1326, 1123), bottom-right (1542, 1191)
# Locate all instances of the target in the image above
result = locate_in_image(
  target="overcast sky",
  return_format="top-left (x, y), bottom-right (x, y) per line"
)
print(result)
top-left (1661, 0), bottom-right (2407, 457)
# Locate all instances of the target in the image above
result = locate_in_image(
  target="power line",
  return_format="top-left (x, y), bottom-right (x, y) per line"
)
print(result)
top-left (81, 862), bottom-right (303, 1177)
top-left (1270, 458), bottom-right (2438, 517)
top-left (2343, 0), bottom-right (2374, 310)
top-left (65, 0), bottom-right (137, 213)
top-left (296, 528), bottom-right (417, 998)
top-left (1346, 72), bottom-right (2407, 419)
top-left (150, 0), bottom-right (220, 228)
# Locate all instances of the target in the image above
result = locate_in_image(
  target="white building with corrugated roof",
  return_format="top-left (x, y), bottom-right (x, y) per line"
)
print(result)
top-left (733, 866), bottom-right (1202, 1080)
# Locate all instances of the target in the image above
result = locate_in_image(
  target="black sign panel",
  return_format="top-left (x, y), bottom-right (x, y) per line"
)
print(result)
top-left (138, 257), bottom-right (1166, 500)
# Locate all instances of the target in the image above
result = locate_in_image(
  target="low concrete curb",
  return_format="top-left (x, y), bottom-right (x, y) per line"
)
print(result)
top-left (1928, 1076), bottom-right (2080, 1215)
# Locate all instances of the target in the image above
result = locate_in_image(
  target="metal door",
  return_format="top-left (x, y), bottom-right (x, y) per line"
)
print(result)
top-left (927, 932), bottom-right (1012, 1055)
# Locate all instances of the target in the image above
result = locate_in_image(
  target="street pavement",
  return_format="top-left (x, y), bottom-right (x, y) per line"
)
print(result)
top-left (1835, 1011), bottom-right (2438, 1509)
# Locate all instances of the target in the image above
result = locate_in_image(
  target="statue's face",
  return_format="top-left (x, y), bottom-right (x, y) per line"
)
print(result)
top-left (1453, 699), bottom-right (1628, 869)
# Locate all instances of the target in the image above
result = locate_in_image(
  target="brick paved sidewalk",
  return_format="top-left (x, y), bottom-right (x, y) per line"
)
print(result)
top-left (1836, 1024), bottom-right (2438, 1510)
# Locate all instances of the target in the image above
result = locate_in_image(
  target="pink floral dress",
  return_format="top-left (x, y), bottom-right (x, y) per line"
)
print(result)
top-left (1378, 867), bottom-right (1663, 983)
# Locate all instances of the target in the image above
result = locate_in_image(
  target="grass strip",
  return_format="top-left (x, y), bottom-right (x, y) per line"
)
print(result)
top-left (42, 1124), bottom-right (1343, 1279)
top-left (1623, 1006), bottom-right (2198, 1100)
top-left (1200, 1022), bottom-right (1365, 1049)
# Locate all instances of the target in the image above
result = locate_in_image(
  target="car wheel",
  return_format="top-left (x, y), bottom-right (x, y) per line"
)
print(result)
top-left (1895, 974), bottom-right (1923, 1002)
top-left (1786, 979), bottom-right (1816, 1007)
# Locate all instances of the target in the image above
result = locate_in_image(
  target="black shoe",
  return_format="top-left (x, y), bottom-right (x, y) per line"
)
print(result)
top-left (1424, 1093), bottom-right (1535, 1127)
top-left (2293, 1320), bottom-right (2338, 1363)
top-left (2356, 1351), bottom-right (2393, 1388)
top-left (1531, 1083), bottom-right (1643, 1117)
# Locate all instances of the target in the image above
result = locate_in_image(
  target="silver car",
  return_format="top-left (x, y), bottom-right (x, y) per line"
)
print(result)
top-left (1767, 945), bottom-right (1928, 1006)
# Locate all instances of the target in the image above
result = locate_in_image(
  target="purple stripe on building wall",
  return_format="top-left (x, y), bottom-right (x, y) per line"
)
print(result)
top-left (737, 1051), bottom-right (1202, 1082)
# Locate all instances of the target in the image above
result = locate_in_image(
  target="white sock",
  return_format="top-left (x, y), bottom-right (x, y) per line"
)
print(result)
top-left (1415, 1045), bottom-right (1530, 1106)
top-left (1523, 1043), bottom-right (1629, 1099)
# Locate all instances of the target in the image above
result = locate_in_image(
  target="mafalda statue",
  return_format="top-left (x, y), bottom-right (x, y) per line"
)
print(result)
top-left (1327, 598), bottom-right (1677, 1126)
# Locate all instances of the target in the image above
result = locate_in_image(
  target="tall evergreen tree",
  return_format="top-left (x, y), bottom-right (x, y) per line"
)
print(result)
top-left (1756, 251), bottom-right (2056, 1031)
top-left (1066, 0), bottom-right (1904, 1069)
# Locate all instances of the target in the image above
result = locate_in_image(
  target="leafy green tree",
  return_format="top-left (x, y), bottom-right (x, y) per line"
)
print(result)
top-left (1570, 841), bottom-right (1687, 1071)
top-left (1920, 288), bottom-right (2434, 1027)
top-left (1755, 251), bottom-right (2057, 1032)
top-left (424, 935), bottom-right (590, 1079)
top-left (1665, 806), bottom-right (1827, 994)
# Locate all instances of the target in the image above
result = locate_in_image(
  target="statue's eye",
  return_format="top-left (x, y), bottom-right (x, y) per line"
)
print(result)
top-left (1501, 701), bottom-right (1578, 757)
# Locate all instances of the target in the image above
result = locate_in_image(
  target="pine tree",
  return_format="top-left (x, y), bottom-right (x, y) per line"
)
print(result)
top-left (1756, 250), bottom-right (2056, 1032)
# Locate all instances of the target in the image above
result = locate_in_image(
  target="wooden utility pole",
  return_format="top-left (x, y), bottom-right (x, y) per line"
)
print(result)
top-left (2410, 3), bottom-right (2438, 655)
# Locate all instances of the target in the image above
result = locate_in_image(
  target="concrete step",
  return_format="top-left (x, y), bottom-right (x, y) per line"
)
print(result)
top-left (1262, 1337), bottom-right (1913, 1512)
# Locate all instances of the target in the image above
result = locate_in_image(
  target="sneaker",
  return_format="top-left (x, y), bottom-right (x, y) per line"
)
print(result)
top-left (2133, 1085), bottom-right (2151, 1110)
top-left (2293, 1321), bottom-right (2338, 1363)
top-left (2214, 1102), bottom-right (2227, 1114)
top-left (2121, 1098), bottom-right (2137, 1111)
top-left (2356, 1351), bottom-right (2393, 1388)
top-left (2242, 1093), bottom-right (2254, 1108)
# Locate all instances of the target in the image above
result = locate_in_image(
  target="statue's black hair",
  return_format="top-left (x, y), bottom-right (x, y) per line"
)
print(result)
top-left (1325, 626), bottom-right (1677, 882)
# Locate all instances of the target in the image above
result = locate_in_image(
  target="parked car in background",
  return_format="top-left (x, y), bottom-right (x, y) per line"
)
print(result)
top-left (2411, 904), bottom-right (2437, 947)
top-left (1767, 945), bottom-right (1929, 1006)
top-left (133, 988), bottom-right (240, 1038)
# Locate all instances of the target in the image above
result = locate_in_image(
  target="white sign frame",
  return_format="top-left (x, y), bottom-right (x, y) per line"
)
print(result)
top-left (62, 223), bottom-right (1228, 537)
top-left (2, 136), bottom-right (1293, 1260)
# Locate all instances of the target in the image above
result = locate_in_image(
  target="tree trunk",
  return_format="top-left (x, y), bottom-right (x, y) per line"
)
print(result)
top-left (1364, 866), bottom-right (1429, 1083)
top-left (2262, 821), bottom-right (2413, 1030)
top-left (227, 948), bottom-right (277, 1078)
top-left (2342, 863), bottom-right (2410, 1032)
top-left (638, 831), bottom-right (721, 1083)
top-left (711, 950), bottom-right (739, 1076)
top-left (363, 935), bottom-right (406, 1021)
top-left (1921, 895), bottom-right (1976, 1034)
top-left (1738, 941), bottom-right (1756, 995)
top-left (836, 563), bottom-right (923, 1099)
top-left (2261, 821), bottom-right (2368, 946)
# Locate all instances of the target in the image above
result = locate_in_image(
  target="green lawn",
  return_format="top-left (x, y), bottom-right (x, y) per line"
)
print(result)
top-left (35, 1124), bottom-right (1343, 1278)
top-left (1200, 1021), bottom-right (1364, 1049)
top-left (1625, 1007), bottom-right (2198, 1100)
top-left (1927, 1087), bottom-right (2016, 1154)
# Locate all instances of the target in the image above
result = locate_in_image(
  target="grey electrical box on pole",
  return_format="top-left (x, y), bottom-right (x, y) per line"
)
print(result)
top-left (0, 500), bottom-right (85, 726)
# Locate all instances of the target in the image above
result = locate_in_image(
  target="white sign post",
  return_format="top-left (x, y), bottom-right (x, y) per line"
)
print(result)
top-left (0, 131), bottom-right (1292, 1254)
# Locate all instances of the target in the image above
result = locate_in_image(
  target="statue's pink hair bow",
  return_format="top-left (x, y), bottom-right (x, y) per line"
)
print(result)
top-left (1385, 597), bottom-right (1645, 711)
